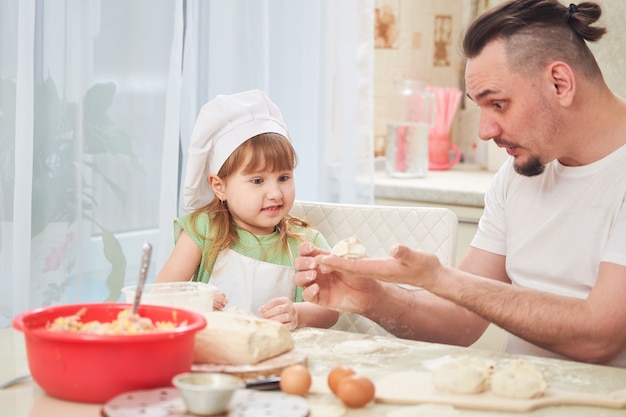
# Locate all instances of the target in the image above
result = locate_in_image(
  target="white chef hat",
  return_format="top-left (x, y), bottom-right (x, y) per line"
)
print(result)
top-left (183, 89), bottom-right (291, 210)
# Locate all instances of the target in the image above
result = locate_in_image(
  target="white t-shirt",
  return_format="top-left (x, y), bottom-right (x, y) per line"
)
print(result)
top-left (471, 144), bottom-right (626, 367)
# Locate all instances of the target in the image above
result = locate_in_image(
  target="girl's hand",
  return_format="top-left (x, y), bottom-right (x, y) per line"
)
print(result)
top-left (293, 242), bottom-right (381, 314)
top-left (213, 292), bottom-right (228, 311)
top-left (258, 297), bottom-right (298, 330)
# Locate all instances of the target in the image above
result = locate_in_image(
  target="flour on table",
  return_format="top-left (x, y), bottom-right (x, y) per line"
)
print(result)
top-left (309, 402), bottom-right (346, 417)
top-left (332, 340), bottom-right (383, 355)
top-left (491, 359), bottom-right (547, 399)
top-left (309, 375), bottom-right (332, 394)
top-left (386, 404), bottom-right (460, 417)
top-left (431, 356), bottom-right (494, 394)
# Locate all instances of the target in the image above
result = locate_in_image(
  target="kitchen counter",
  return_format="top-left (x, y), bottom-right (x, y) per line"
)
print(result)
top-left (374, 165), bottom-right (494, 208)
top-left (3, 326), bottom-right (626, 416)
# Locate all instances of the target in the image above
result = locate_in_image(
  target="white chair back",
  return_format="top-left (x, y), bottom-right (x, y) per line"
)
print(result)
top-left (290, 201), bottom-right (458, 336)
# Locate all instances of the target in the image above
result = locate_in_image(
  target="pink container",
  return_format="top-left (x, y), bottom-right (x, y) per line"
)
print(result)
top-left (12, 302), bottom-right (207, 403)
top-left (428, 131), bottom-right (461, 170)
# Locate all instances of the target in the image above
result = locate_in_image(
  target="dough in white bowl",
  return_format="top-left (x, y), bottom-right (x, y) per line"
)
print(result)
top-left (431, 356), bottom-right (494, 394)
top-left (491, 359), bottom-right (547, 399)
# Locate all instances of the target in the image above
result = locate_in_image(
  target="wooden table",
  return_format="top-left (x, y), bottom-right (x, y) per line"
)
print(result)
top-left (2, 326), bottom-right (626, 416)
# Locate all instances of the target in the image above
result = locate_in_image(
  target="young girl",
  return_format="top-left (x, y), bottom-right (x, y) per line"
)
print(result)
top-left (155, 90), bottom-right (338, 330)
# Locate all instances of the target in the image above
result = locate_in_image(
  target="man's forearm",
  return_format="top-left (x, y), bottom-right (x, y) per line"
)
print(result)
top-left (427, 265), bottom-right (625, 364)
top-left (363, 281), bottom-right (488, 345)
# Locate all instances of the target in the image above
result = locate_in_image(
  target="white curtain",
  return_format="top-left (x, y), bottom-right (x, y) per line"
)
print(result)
top-left (0, 0), bottom-right (373, 327)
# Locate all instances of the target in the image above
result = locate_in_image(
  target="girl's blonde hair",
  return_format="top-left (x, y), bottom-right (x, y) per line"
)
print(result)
top-left (190, 132), bottom-right (311, 273)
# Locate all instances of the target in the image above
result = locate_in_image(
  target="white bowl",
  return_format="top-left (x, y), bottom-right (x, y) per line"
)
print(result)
top-left (122, 282), bottom-right (217, 315)
top-left (172, 372), bottom-right (245, 415)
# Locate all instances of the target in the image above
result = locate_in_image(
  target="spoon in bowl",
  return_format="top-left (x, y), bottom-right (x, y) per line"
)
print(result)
top-left (132, 241), bottom-right (152, 316)
top-left (0, 374), bottom-right (32, 389)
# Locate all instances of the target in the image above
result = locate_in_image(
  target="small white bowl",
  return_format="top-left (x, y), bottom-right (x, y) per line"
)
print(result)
top-left (122, 282), bottom-right (217, 315)
top-left (172, 372), bottom-right (244, 415)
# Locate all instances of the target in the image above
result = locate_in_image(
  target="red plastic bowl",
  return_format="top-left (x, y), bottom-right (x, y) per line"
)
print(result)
top-left (12, 302), bottom-right (207, 403)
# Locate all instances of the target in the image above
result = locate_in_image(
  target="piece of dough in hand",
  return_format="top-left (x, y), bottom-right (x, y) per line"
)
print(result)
top-left (331, 237), bottom-right (367, 259)
top-left (431, 356), bottom-right (493, 395)
top-left (490, 359), bottom-right (547, 399)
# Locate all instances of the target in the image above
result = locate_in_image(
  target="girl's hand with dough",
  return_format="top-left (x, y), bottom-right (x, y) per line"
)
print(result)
top-left (258, 297), bottom-right (298, 330)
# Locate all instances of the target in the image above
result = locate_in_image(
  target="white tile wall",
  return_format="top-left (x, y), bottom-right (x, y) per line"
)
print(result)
top-left (375, 0), bottom-right (626, 172)
top-left (374, 0), bottom-right (465, 157)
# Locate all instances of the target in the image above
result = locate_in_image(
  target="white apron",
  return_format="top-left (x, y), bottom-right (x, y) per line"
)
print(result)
top-left (209, 248), bottom-right (295, 315)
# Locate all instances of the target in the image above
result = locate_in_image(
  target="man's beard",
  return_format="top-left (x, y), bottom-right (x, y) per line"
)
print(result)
top-left (514, 155), bottom-right (544, 177)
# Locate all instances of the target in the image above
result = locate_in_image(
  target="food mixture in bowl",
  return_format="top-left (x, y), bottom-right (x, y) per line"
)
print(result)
top-left (47, 307), bottom-right (184, 335)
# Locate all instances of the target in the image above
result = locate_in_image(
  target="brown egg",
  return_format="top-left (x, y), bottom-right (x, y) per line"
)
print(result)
top-left (336, 374), bottom-right (376, 408)
top-left (327, 365), bottom-right (356, 394)
top-left (279, 364), bottom-right (312, 396)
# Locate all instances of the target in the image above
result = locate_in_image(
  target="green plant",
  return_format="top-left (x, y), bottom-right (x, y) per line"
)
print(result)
top-left (0, 76), bottom-right (142, 302)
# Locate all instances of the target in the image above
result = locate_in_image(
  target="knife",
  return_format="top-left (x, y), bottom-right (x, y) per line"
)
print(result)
top-left (245, 376), bottom-right (280, 391)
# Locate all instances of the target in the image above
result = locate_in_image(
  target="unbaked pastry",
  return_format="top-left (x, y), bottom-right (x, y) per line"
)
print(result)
top-left (194, 311), bottom-right (294, 365)
top-left (331, 237), bottom-right (367, 259)
top-left (490, 359), bottom-right (547, 399)
top-left (431, 356), bottom-right (493, 395)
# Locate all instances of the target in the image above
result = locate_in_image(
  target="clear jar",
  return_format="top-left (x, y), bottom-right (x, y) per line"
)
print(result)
top-left (385, 80), bottom-right (433, 178)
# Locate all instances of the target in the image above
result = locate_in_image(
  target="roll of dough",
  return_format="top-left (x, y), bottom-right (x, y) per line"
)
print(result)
top-left (194, 311), bottom-right (294, 365)
top-left (431, 356), bottom-right (493, 395)
top-left (490, 359), bottom-right (547, 399)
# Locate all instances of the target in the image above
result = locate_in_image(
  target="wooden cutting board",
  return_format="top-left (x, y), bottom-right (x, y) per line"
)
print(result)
top-left (192, 348), bottom-right (307, 381)
top-left (375, 370), bottom-right (626, 412)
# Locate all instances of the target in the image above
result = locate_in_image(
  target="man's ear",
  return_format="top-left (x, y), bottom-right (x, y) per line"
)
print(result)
top-left (209, 175), bottom-right (226, 201)
top-left (550, 61), bottom-right (575, 107)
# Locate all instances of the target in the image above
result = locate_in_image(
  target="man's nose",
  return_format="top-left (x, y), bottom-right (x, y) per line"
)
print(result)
top-left (477, 113), bottom-right (501, 141)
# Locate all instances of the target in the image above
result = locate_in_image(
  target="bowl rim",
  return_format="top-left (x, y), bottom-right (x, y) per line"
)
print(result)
top-left (172, 372), bottom-right (246, 392)
top-left (12, 302), bottom-right (207, 342)
top-left (121, 281), bottom-right (218, 294)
